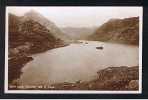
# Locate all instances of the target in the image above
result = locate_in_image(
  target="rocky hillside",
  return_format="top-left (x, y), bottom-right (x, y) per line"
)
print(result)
top-left (22, 10), bottom-right (71, 42)
top-left (88, 17), bottom-right (139, 45)
top-left (9, 13), bottom-right (67, 56)
top-left (8, 13), bottom-right (68, 83)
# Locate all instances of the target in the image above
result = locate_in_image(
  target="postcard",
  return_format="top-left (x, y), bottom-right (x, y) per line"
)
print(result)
top-left (5, 6), bottom-right (142, 94)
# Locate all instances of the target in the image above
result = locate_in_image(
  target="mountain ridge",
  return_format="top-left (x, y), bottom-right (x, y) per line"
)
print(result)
top-left (9, 13), bottom-right (67, 56)
top-left (88, 17), bottom-right (139, 45)
top-left (8, 12), bottom-right (68, 83)
top-left (22, 10), bottom-right (71, 42)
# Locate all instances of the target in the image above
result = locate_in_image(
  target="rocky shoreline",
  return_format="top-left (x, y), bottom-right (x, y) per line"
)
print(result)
top-left (8, 13), bottom-right (69, 84)
top-left (8, 55), bottom-right (33, 84)
top-left (9, 66), bottom-right (139, 90)
top-left (8, 43), bottom-right (69, 84)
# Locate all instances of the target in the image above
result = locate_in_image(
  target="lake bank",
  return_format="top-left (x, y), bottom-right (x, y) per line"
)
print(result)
top-left (9, 66), bottom-right (139, 90)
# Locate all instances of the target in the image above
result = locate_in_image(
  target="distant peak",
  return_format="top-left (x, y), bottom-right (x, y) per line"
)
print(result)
top-left (29, 9), bottom-right (39, 14)
top-left (24, 10), bottom-right (42, 17)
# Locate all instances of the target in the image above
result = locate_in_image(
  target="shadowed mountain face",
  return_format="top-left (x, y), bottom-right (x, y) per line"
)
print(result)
top-left (88, 17), bottom-right (139, 45)
top-left (9, 13), bottom-right (68, 56)
top-left (8, 13), bottom-right (68, 83)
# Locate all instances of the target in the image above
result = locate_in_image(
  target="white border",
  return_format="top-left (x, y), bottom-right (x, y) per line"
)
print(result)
top-left (5, 6), bottom-right (143, 94)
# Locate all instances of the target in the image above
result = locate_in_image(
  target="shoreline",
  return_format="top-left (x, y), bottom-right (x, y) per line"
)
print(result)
top-left (8, 43), bottom-right (69, 84)
top-left (8, 41), bottom-right (139, 90)
top-left (9, 66), bottom-right (139, 91)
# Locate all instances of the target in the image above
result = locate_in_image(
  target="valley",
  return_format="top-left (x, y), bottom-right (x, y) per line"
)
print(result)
top-left (8, 10), bottom-right (140, 91)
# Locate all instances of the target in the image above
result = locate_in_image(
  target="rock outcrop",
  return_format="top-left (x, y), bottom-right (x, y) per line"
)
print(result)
top-left (50, 66), bottom-right (139, 90)
top-left (8, 55), bottom-right (33, 84)
top-left (93, 66), bottom-right (139, 90)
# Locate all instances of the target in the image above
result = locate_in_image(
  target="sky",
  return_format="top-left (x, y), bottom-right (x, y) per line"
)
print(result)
top-left (7, 7), bottom-right (142, 28)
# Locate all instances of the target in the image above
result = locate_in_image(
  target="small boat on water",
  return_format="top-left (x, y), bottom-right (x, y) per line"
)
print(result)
top-left (96, 46), bottom-right (103, 50)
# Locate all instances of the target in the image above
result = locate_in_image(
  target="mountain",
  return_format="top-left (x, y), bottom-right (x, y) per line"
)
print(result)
top-left (61, 27), bottom-right (97, 40)
top-left (8, 13), bottom-right (68, 83)
top-left (22, 10), bottom-right (71, 42)
top-left (9, 13), bottom-right (67, 56)
top-left (88, 17), bottom-right (139, 45)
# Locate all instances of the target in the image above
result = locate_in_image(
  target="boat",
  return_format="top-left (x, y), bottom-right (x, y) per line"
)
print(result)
top-left (96, 46), bottom-right (103, 50)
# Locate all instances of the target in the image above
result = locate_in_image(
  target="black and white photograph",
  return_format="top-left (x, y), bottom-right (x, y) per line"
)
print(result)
top-left (5, 6), bottom-right (142, 94)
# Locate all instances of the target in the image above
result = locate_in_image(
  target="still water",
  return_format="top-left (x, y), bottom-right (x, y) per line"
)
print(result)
top-left (19, 41), bottom-right (139, 85)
